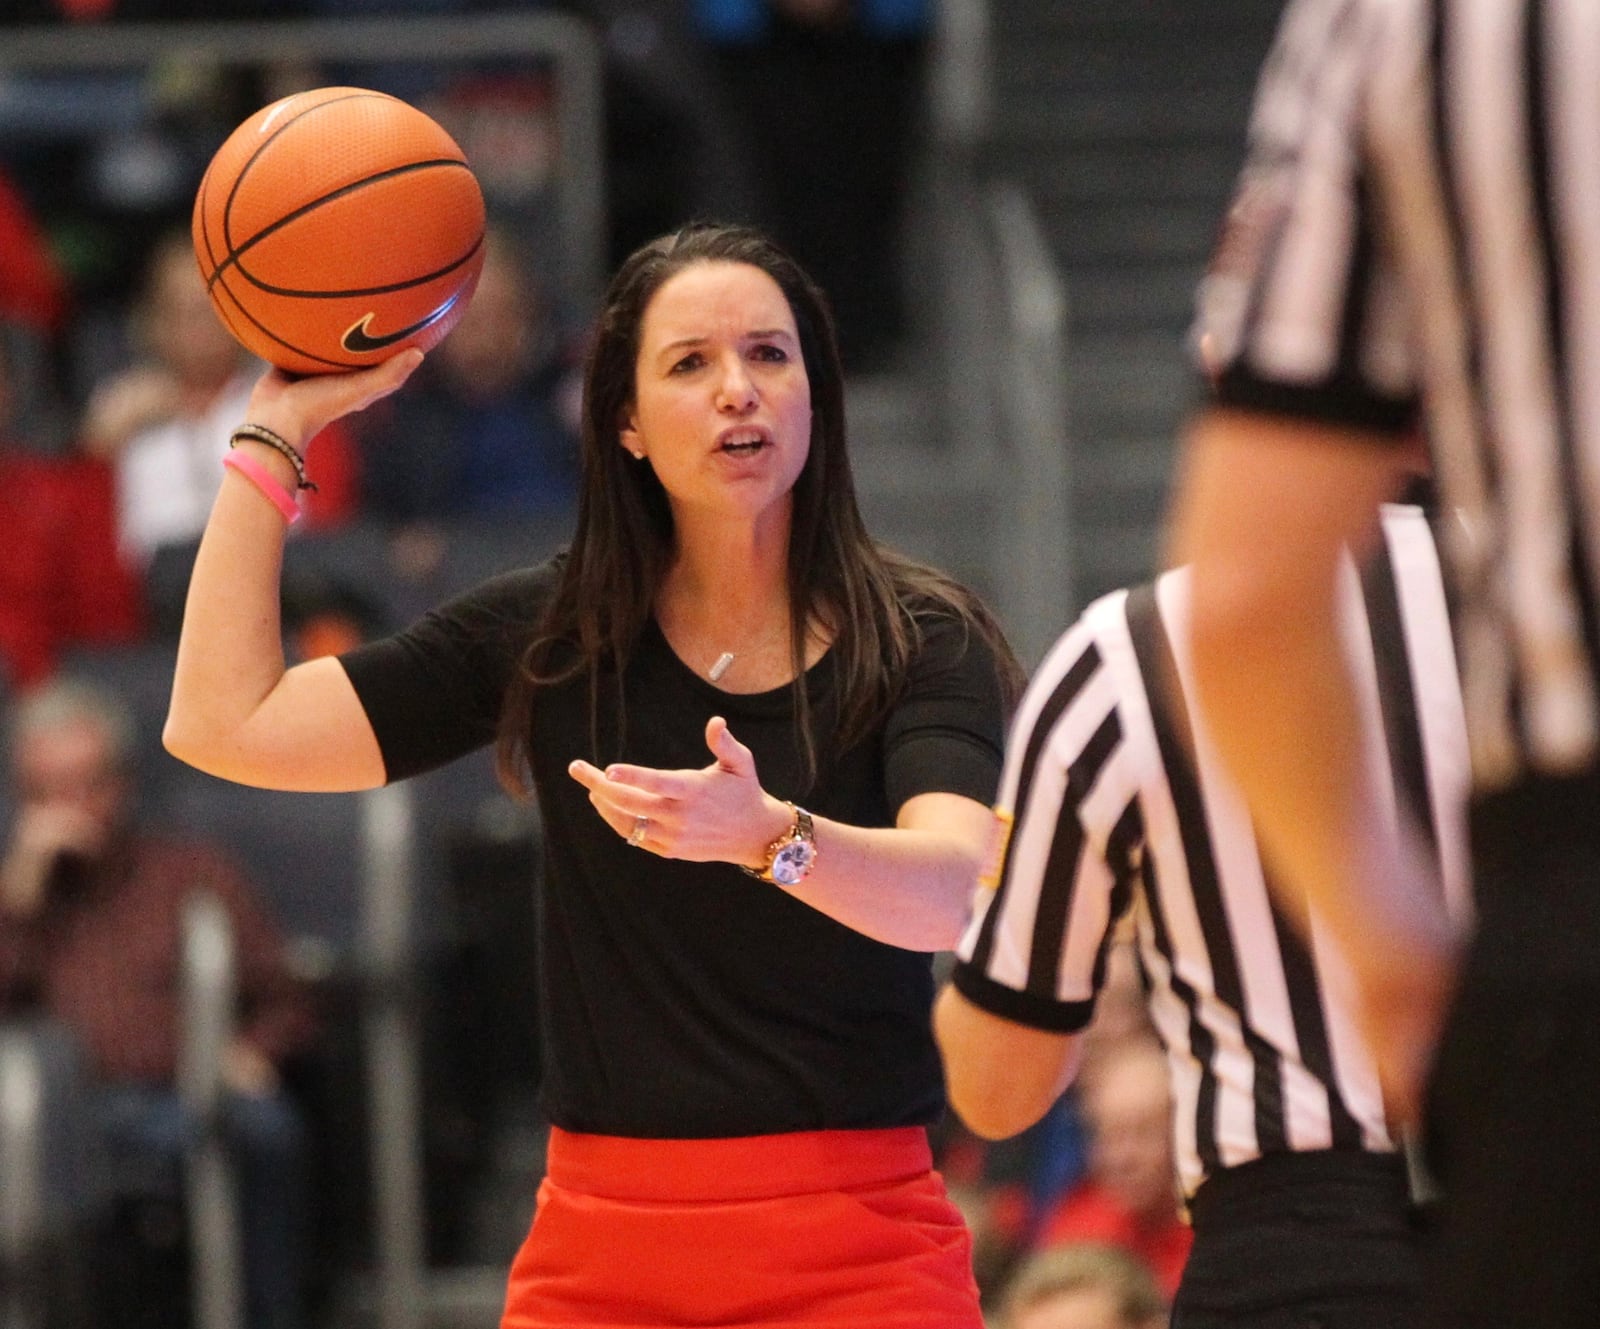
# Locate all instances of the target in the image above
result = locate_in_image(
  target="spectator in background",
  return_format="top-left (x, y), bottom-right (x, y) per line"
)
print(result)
top-left (0, 167), bottom-right (70, 341)
top-left (1071, 938), bottom-right (1156, 1086)
top-left (349, 226), bottom-right (580, 575)
top-left (937, 941), bottom-right (1150, 1309)
top-left (0, 165), bottom-right (76, 455)
top-left (1033, 1040), bottom-right (1190, 1300)
top-left (998, 1243), bottom-right (1168, 1329)
top-left (584, 0), bottom-right (764, 275)
top-left (691, 0), bottom-right (930, 372)
top-left (0, 678), bottom-right (319, 1329)
top-left (0, 327), bottom-right (144, 691)
top-left (81, 229), bottom-right (359, 573)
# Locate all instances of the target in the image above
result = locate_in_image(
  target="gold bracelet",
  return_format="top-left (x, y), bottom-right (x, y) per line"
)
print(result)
top-left (230, 423), bottom-right (318, 492)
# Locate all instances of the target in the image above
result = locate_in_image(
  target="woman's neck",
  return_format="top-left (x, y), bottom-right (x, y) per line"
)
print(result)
top-left (656, 515), bottom-right (807, 689)
top-left (662, 513), bottom-right (790, 624)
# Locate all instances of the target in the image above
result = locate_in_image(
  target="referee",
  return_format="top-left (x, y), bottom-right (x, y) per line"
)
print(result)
top-left (1165, 2), bottom-right (1600, 1326)
top-left (935, 500), bottom-right (1471, 1329)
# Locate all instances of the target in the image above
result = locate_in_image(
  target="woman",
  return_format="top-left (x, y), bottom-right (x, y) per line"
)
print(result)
top-left (165, 222), bottom-right (1020, 1327)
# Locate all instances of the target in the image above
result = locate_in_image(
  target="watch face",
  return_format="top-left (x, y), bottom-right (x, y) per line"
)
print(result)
top-left (770, 839), bottom-right (816, 886)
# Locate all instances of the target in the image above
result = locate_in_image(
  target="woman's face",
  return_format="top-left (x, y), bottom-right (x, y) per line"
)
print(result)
top-left (621, 260), bottom-right (812, 526)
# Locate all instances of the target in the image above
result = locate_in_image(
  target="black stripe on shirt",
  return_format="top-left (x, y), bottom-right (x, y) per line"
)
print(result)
top-left (1523, 0), bottom-right (1600, 701)
top-left (965, 639), bottom-right (1103, 980)
top-left (1365, 531), bottom-right (1437, 856)
top-left (1140, 846), bottom-right (1225, 1179)
top-left (1026, 708), bottom-right (1123, 1003)
top-left (1260, 860), bottom-right (1364, 1149)
top-left (1124, 583), bottom-right (1292, 1166)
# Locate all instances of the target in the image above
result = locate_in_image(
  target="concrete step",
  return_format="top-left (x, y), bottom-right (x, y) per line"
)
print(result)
top-left (1046, 200), bottom-right (1230, 265)
top-left (990, 0), bottom-right (1284, 39)
top-left (1067, 337), bottom-right (1201, 433)
top-left (1059, 262), bottom-right (1208, 336)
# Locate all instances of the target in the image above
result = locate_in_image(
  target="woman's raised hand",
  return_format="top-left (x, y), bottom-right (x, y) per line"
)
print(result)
top-left (567, 716), bottom-right (792, 865)
top-left (245, 348), bottom-right (424, 450)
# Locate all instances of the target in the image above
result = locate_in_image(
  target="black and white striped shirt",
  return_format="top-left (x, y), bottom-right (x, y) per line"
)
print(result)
top-left (951, 505), bottom-right (1471, 1198)
top-left (1195, 0), bottom-right (1600, 792)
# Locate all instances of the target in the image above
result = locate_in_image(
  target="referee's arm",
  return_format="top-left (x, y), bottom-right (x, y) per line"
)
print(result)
top-left (933, 985), bottom-right (1082, 1140)
top-left (932, 613), bottom-right (1118, 1140)
top-left (1168, 405), bottom-right (1455, 1122)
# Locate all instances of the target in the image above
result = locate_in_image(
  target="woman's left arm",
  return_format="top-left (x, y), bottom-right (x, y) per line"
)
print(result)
top-left (568, 716), bottom-right (997, 952)
top-left (782, 787), bottom-right (997, 951)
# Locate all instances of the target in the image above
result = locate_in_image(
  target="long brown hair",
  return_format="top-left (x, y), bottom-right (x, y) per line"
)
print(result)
top-left (497, 221), bottom-right (1021, 791)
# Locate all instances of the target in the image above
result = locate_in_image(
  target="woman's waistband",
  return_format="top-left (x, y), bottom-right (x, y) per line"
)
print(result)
top-left (544, 1125), bottom-right (934, 1204)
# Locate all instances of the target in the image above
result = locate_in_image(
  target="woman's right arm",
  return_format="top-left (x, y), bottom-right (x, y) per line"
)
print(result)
top-left (163, 352), bottom-right (423, 793)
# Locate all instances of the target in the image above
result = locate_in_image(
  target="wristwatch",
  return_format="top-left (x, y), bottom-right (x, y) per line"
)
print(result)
top-left (743, 803), bottom-right (818, 886)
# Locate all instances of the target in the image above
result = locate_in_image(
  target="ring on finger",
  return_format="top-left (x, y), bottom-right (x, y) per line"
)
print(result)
top-left (627, 815), bottom-right (650, 848)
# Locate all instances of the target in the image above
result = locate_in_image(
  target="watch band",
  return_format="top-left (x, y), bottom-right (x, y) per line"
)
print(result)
top-left (741, 802), bottom-right (817, 884)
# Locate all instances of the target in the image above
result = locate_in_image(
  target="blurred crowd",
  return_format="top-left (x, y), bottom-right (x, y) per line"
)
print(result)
top-left (0, 5), bottom-right (1195, 1329)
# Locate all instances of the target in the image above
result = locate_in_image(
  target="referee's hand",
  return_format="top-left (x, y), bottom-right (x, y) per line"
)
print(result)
top-left (1320, 817), bottom-right (1462, 1128)
top-left (1355, 924), bottom-right (1459, 1128)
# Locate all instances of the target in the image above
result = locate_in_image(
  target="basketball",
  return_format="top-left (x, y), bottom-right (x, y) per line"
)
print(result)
top-left (192, 87), bottom-right (486, 376)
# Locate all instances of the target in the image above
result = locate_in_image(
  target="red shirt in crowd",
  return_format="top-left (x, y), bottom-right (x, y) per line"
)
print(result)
top-left (1038, 1178), bottom-right (1194, 1299)
top-left (0, 169), bottom-right (68, 335)
top-left (0, 448), bottom-right (144, 691)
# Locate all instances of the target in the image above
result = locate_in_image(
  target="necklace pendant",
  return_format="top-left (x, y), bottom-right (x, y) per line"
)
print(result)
top-left (709, 651), bottom-right (736, 682)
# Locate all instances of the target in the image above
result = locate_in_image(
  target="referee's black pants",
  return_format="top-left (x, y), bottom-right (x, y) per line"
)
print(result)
top-left (1420, 771), bottom-right (1600, 1329)
top-left (1172, 1150), bottom-right (1422, 1329)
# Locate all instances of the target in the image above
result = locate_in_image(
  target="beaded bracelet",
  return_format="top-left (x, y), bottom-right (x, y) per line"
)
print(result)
top-left (229, 423), bottom-right (318, 492)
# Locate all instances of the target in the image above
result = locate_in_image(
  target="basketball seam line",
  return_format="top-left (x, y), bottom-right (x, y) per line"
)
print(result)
top-left (220, 88), bottom-right (395, 259)
top-left (206, 273), bottom-right (371, 371)
top-left (218, 89), bottom-right (396, 260)
top-left (229, 233), bottom-right (484, 300)
top-left (207, 158), bottom-right (476, 296)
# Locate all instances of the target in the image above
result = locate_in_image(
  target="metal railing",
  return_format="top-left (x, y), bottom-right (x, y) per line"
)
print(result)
top-left (179, 892), bottom-right (246, 1329)
top-left (0, 794), bottom-right (442, 1329)
top-left (358, 781), bottom-right (428, 1329)
top-left (0, 892), bottom-right (243, 1329)
top-left (984, 182), bottom-right (1075, 668)
top-left (926, 0), bottom-right (1077, 667)
top-left (930, 0), bottom-right (992, 154)
top-left (0, 1028), bottom-right (48, 1329)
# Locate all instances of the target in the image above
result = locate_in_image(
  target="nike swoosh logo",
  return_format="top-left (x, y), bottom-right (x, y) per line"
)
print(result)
top-left (340, 292), bottom-right (462, 354)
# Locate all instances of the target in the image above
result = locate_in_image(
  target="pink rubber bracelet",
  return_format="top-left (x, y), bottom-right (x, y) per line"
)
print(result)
top-left (223, 449), bottom-right (301, 525)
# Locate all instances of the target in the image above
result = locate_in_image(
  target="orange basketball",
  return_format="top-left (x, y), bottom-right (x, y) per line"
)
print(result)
top-left (192, 87), bottom-right (486, 376)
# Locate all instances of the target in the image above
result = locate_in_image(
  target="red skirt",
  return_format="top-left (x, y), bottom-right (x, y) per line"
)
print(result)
top-left (501, 1125), bottom-right (983, 1329)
